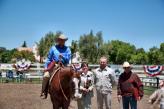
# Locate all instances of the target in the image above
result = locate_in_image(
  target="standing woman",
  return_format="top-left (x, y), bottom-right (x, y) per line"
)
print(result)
top-left (77, 62), bottom-right (94, 109)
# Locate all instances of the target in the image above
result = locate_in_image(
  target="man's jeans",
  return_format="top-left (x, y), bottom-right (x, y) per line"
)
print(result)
top-left (160, 104), bottom-right (164, 109)
top-left (122, 95), bottom-right (137, 109)
top-left (96, 91), bottom-right (111, 109)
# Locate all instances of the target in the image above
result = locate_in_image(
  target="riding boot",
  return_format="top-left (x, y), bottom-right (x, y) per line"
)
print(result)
top-left (40, 77), bottom-right (49, 99)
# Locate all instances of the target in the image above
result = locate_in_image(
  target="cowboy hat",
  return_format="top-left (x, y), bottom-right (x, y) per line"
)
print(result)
top-left (123, 61), bottom-right (131, 68)
top-left (57, 34), bottom-right (68, 41)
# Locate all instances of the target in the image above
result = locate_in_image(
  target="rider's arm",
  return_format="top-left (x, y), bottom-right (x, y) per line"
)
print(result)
top-left (60, 47), bottom-right (71, 65)
top-left (45, 47), bottom-right (56, 69)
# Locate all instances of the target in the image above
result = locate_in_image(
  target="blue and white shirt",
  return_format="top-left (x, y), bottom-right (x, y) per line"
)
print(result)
top-left (45, 45), bottom-right (71, 68)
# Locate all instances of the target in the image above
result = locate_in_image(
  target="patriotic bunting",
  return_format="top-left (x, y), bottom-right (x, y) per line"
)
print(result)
top-left (143, 65), bottom-right (163, 77)
top-left (13, 59), bottom-right (31, 71)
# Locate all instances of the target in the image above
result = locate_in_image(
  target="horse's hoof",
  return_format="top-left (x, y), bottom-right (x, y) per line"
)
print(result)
top-left (40, 95), bottom-right (47, 99)
top-left (40, 93), bottom-right (47, 99)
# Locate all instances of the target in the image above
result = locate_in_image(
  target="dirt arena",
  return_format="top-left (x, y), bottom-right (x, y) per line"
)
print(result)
top-left (0, 84), bottom-right (153, 109)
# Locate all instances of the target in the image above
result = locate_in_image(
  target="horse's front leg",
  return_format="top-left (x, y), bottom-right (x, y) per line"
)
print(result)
top-left (62, 100), bottom-right (70, 109)
top-left (50, 95), bottom-right (60, 109)
top-left (52, 103), bottom-right (60, 109)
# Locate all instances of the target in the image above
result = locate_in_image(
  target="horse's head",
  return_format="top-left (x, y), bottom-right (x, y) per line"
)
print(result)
top-left (50, 65), bottom-right (82, 103)
top-left (70, 67), bottom-right (82, 99)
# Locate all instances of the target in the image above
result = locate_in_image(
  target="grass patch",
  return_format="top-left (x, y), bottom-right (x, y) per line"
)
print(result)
top-left (144, 86), bottom-right (157, 95)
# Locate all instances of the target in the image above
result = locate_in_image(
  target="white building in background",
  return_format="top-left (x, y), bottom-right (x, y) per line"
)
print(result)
top-left (16, 43), bottom-right (40, 62)
top-left (32, 43), bottom-right (40, 62)
top-left (72, 52), bottom-right (82, 64)
top-left (17, 47), bottom-right (32, 52)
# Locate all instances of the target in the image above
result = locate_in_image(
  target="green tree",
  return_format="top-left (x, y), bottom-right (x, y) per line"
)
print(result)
top-left (12, 50), bottom-right (35, 62)
top-left (107, 40), bottom-right (136, 64)
top-left (147, 47), bottom-right (162, 64)
top-left (70, 40), bottom-right (78, 54)
top-left (0, 50), bottom-right (11, 63)
top-left (130, 53), bottom-right (148, 64)
top-left (130, 48), bottom-right (148, 64)
top-left (0, 47), bottom-right (6, 53)
top-left (160, 42), bottom-right (164, 52)
top-left (37, 31), bottom-right (59, 63)
top-left (78, 31), bottom-right (103, 63)
top-left (22, 41), bottom-right (27, 47)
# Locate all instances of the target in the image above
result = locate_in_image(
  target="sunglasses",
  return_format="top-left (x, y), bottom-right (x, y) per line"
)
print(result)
top-left (123, 67), bottom-right (130, 69)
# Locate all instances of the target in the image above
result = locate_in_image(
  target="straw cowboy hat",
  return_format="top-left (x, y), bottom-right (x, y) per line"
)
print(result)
top-left (57, 34), bottom-right (68, 41)
top-left (123, 61), bottom-right (131, 68)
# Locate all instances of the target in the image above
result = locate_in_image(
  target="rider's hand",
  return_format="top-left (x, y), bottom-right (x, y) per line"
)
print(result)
top-left (117, 95), bottom-right (121, 102)
top-left (59, 54), bottom-right (63, 59)
top-left (43, 69), bottom-right (47, 72)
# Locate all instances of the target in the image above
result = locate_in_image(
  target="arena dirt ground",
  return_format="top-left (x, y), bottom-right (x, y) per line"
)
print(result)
top-left (0, 84), bottom-right (154, 109)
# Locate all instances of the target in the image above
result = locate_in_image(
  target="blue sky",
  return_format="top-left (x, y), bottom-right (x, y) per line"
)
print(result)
top-left (0, 0), bottom-right (164, 51)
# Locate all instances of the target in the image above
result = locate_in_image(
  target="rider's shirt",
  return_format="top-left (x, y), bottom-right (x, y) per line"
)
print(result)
top-left (45, 45), bottom-right (71, 68)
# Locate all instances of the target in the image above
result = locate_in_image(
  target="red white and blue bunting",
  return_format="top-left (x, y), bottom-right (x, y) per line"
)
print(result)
top-left (143, 65), bottom-right (163, 77)
top-left (13, 59), bottom-right (31, 71)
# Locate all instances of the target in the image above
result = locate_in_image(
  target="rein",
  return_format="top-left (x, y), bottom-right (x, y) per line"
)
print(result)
top-left (58, 67), bottom-right (68, 101)
top-left (49, 66), bottom-right (60, 84)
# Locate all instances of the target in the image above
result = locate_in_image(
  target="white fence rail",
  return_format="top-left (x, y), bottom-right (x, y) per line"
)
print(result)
top-left (0, 63), bottom-right (164, 87)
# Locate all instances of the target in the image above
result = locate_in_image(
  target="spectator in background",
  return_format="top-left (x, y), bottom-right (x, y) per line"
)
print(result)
top-left (77, 62), bottom-right (94, 109)
top-left (94, 56), bottom-right (117, 109)
top-left (0, 64), bottom-right (1, 76)
top-left (0, 70), bottom-right (2, 82)
top-left (6, 69), bottom-right (14, 83)
top-left (117, 61), bottom-right (144, 109)
top-left (149, 80), bottom-right (164, 109)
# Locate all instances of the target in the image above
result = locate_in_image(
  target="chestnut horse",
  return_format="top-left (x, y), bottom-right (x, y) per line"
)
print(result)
top-left (49, 66), bottom-right (82, 109)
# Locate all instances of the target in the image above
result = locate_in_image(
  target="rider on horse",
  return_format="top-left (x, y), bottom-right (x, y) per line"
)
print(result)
top-left (40, 34), bottom-right (71, 99)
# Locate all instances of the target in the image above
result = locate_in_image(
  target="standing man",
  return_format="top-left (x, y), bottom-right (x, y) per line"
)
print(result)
top-left (94, 56), bottom-right (117, 109)
top-left (40, 34), bottom-right (71, 99)
top-left (117, 61), bottom-right (144, 109)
